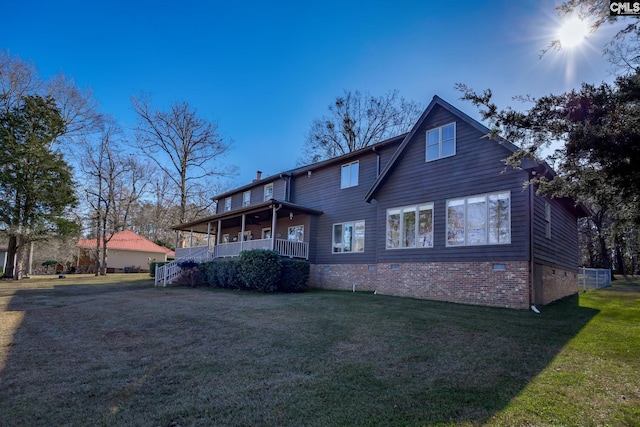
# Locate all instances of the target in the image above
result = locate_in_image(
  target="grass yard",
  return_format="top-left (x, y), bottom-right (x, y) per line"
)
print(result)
top-left (0, 274), bottom-right (638, 426)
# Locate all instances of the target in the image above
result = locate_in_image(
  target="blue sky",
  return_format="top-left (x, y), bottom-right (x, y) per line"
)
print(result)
top-left (2, 0), bottom-right (620, 186)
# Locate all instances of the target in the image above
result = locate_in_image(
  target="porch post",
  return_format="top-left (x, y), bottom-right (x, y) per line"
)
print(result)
top-left (207, 222), bottom-right (211, 251)
top-left (217, 220), bottom-right (222, 245)
top-left (241, 214), bottom-right (246, 251)
top-left (189, 228), bottom-right (194, 249)
top-left (175, 230), bottom-right (179, 250)
top-left (271, 205), bottom-right (277, 250)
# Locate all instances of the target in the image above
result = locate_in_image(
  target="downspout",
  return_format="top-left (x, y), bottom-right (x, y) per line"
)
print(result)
top-left (372, 146), bottom-right (380, 177)
top-left (529, 177), bottom-right (540, 314)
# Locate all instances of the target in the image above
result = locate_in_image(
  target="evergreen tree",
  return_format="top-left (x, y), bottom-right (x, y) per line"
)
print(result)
top-left (0, 95), bottom-right (78, 279)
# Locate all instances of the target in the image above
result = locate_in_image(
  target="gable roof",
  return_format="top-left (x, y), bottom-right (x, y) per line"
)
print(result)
top-left (77, 230), bottom-right (174, 256)
top-left (363, 95), bottom-right (537, 203)
top-left (211, 133), bottom-right (407, 201)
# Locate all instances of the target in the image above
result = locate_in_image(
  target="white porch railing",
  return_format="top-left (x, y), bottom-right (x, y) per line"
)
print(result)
top-left (210, 238), bottom-right (306, 259)
top-left (155, 238), bottom-right (308, 287)
top-left (154, 246), bottom-right (212, 287)
top-left (274, 239), bottom-right (308, 259)
top-left (175, 246), bottom-right (210, 259)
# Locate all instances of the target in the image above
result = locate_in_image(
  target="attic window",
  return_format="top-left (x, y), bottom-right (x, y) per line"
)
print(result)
top-left (341, 161), bottom-right (359, 189)
top-left (426, 122), bottom-right (456, 161)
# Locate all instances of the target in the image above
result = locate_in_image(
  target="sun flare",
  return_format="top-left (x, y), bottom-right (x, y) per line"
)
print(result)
top-left (557, 16), bottom-right (589, 49)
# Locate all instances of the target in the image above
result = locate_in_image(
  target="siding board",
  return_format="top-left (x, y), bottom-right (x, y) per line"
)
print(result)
top-left (372, 107), bottom-right (530, 263)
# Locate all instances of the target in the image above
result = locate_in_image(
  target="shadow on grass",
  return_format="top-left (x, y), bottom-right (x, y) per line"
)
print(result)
top-left (0, 284), bottom-right (600, 426)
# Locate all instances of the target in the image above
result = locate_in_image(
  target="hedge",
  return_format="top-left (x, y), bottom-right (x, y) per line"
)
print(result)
top-left (200, 258), bottom-right (242, 290)
top-left (200, 250), bottom-right (310, 293)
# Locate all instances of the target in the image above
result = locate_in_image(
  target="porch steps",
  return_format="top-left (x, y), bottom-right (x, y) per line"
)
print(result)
top-left (154, 247), bottom-right (212, 287)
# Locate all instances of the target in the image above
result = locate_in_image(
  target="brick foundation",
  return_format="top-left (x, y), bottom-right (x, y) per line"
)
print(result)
top-left (309, 261), bottom-right (530, 309)
top-left (539, 264), bottom-right (579, 305)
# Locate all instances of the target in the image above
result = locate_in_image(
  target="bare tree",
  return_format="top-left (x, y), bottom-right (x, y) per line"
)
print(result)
top-left (0, 51), bottom-right (40, 114)
top-left (81, 119), bottom-right (138, 275)
top-left (110, 154), bottom-right (153, 230)
top-left (131, 95), bottom-right (234, 246)
top-left (46, 73), bottom-right (103, 141)
top-left (0, 51), bottom-right (102, 142)
top-left (299, 89), bottom-right (422, 164)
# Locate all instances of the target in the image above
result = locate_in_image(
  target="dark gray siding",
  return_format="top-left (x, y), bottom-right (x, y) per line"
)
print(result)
top-left (217, 177), bottom-right (286, 212)
top-left (533, 196), bottom-right (580, 271)
top-left (372, 105), bottom-right (531, 263)
top-left (291, 143), bottom-right (398, 264)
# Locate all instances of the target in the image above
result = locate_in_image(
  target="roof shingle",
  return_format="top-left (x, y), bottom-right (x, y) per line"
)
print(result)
top-left (77, 230), bottom-right (174, 256)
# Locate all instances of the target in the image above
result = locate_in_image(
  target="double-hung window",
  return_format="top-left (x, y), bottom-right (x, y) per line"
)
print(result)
top-left (264, 183), bottom-right (273, 201)
top-left (426, 122), bottom-right (456, 161)
top-left (386, 204), bottom-right (434, 249)
top-left (224, 197), bottom-right (232, 212)
top-left (243, 191), bottom-right (251, 207)
top-left (341, 161), bottom-right (359, 188)
top-left (446, 191), bottom-right (510, 246)
top-left (332, 220), bottom-right (365, 253)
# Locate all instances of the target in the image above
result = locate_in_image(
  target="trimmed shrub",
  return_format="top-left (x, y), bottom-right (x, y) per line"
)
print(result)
top-left (200, 258), bottom-right (241, 289)
top-left (278, 258), bottom-right (310, 292)
top-left (200, 252), bottom-right (309, 294)
top-left (238, 250), bottom-right (282, 292)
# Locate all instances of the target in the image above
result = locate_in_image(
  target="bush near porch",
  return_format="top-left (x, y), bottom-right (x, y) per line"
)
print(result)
top-left (200, 249), bottom-right (310, 293)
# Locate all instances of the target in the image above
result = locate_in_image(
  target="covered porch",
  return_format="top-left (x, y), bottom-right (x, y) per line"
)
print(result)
top-left (173, 199), bottom-right (322, 261)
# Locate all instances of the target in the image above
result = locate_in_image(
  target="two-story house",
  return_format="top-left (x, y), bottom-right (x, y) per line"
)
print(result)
top-left (166, 96), bottom-right (587, 309)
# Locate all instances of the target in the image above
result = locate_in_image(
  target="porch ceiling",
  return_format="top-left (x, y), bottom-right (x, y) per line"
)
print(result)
top-left (172, 199), bottom-right (322, 234)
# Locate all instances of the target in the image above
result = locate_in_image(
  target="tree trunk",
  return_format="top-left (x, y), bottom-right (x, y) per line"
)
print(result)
top-left (591, 213), bottom-right (614, 279)
top-left (28, 241), bottom-right (34, 276)
top-left (614, 236), bottom-right (629, 280)
top-left (13, 235), bottom-right (25, 280)
top-left (2, 235), bottom-right (17, 279)
top-left (100, 217), bottom-right (108, 276)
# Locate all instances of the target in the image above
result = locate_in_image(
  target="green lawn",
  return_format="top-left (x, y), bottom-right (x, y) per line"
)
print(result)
top-left (0, 275), bottom-right (638, 426)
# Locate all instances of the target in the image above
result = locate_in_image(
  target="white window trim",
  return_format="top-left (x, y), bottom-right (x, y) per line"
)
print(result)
top-left (332, 220), bottom-right (365, 254)
top-left (243, 190), bottom-right (251, 207)
top-left (386, 203), bottom-right (434, 250)
top-left (264, 183), bottom-right (273, 201)
top-left (340, 161), bottom-right (359, 189)
top-left (224, 197), bottom-right (232, 212)
top-left (446, 191), bottom-right (511, 247)
top-left (426, 122), bottom-right (456, 162)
